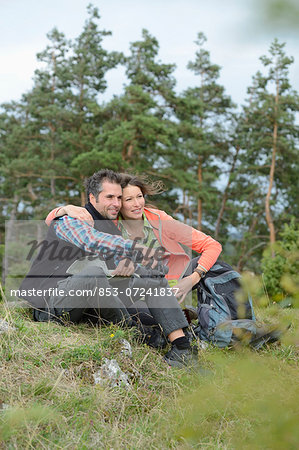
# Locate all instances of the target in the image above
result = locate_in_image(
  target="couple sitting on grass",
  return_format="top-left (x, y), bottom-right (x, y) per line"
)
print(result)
top-left (21, 169), bottom-right (222, 368)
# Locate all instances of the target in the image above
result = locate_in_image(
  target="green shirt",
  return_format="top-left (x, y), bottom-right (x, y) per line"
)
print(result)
top-left (118, 214), bottom-right (177, 286)
top-left (118, 213), bottom-right (160, 249)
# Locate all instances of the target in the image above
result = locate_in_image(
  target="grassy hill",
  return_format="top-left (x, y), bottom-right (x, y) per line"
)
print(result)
top-left (0, 302), bottom-right (298, 449)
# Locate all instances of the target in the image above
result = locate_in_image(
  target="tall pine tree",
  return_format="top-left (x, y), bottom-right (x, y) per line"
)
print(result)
top-left (173, 33), bottom-right (235, 231)
top-left (234, 39), bottom-right (299, 269)
top-left (97, 29), bottom-right (178, 187)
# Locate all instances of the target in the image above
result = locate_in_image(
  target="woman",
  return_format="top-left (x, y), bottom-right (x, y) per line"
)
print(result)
top-left (46, 173), bottom-right (222, 303)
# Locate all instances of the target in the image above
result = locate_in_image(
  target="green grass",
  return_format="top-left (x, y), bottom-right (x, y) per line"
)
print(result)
top-left (0, 303), bottom-right (298, 449)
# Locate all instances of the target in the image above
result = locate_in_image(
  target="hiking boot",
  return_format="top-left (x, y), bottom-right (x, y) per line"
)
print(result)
top-left (164, 344), bottom-right (195, 368)
top-left (133, 323), bottom-right (167, 349)
top-left (144, 325), bottom-right (167, 349)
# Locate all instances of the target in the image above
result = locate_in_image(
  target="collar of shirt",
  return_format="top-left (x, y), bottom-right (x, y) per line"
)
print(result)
top-left (118, 213), bottom-right (159, 249)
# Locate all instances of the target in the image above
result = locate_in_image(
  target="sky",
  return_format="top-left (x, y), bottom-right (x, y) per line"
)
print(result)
top-left (1, 0), bottom-right (298, 108)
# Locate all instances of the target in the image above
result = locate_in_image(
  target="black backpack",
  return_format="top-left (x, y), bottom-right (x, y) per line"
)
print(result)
top-left (193, 261), bottom-right (257, 347)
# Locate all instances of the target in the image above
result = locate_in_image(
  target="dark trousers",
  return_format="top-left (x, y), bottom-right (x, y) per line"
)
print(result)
top-left (35, 265), bottom-right (188, 337)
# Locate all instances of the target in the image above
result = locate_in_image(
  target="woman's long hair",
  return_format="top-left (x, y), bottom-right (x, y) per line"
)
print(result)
top-left (120, 173), bottom-right (165, 208)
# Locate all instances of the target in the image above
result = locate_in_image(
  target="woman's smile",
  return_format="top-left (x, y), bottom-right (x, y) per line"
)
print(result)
top-left (121, 185), bottom-right (145, 220)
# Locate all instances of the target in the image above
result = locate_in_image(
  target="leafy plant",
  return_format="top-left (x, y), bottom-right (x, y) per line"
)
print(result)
top-left (261, 218), bottom-right (299, 304)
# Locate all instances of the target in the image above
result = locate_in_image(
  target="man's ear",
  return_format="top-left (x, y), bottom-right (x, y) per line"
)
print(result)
top-left (89, 193), bottom-right (96, 204)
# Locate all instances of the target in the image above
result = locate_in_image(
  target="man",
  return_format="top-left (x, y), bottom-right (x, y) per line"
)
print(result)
top-left (20, 169), bottom-right (193, 367)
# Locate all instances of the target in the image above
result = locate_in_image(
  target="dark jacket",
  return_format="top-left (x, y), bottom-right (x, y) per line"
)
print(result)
top-left (19, 202), bottom-right (122, 308)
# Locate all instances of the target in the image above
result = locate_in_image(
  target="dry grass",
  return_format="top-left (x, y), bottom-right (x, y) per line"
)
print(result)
top-left (0, 298), bottom-right (298, 449)
top-left (0, 304), bottom-right (183, 448)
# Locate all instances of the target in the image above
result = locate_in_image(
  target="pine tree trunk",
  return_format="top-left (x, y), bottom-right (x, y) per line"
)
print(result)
top-left (3, 193), bottom-right (19, 285)
top-left (237, 206), bottom-right (260, 271)
top-left (50, 178), bottom-right (55, 197)
top-left (27, 183), bottom-right (37, 201)
top-left (127, 143), bottom-right (134, 160)
top-left (50, 127), bottom-right (56, 196)
top-left (183, 190), bottom-right (187, 223)
top-left (215, 146), bottom-right (239, 239)
top-left (50, 51), bottom-right (56, 197)
top-left (265, 78), bottom-right (279, 256)
top-left (197, 156), bottom-right (202, 230)
top-left (80, 175), bottom-right (86, 206)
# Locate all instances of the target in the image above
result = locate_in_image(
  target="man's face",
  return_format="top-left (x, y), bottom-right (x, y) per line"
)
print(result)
top-left (90, 181), bottom-right (122, 219)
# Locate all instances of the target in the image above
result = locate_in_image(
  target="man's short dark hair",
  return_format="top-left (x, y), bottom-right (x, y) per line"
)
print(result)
top-left (85, 169), bottom-right (122, 198)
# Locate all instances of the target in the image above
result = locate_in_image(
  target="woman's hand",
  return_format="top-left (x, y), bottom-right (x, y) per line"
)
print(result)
top-left (174, 276), bottom-right (193, 304)
top-left (174, 272), bottom-right (201, 304)
top-left (58, 205), bottom-right (94, 226)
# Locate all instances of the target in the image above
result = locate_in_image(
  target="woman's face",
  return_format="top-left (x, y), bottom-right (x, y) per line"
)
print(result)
top-left (121, 185), bottom-right (145, 220)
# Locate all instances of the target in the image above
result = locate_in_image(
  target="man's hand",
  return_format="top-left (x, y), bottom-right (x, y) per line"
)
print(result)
top-left (112, 258), bottom-right (135, 277)
top-left (58, 205), bottom-right (94, 226)
top-left (173, 275), bottom-right (193, 304)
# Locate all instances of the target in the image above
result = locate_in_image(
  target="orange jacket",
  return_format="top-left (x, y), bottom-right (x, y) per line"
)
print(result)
top-left (136, 208), bottom-right (222, 280)
top-left (46, 206), bottom-right (222, 280)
